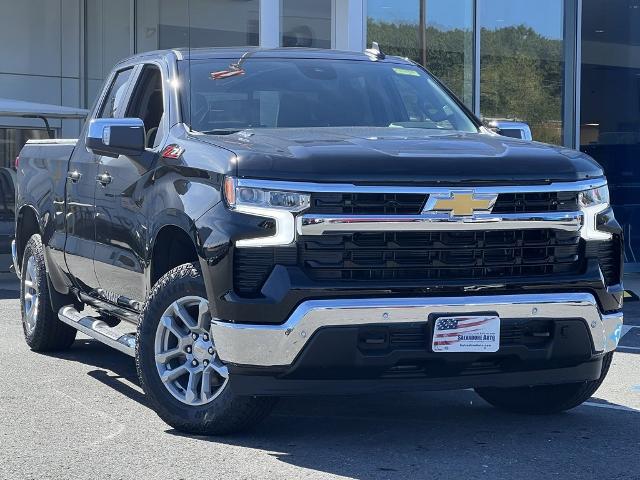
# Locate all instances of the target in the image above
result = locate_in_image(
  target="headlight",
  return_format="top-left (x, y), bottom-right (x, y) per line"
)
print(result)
top-left (579, 184), bottom-right (612, 240)
top-left (224, 177), bottom-right (310, 212)
top-left (578, 185), bottom-right (610, 209)
top-left (224, 177), bottom-right (310, 247)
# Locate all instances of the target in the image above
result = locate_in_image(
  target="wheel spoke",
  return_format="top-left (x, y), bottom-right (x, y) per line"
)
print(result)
top-left (161, 315), bottom-right (188, 341)
top-left (23, 279), bottom-right (34, 289)
top-left (26, 259), bottom-right (37, 283)
top-left (196, 299), bottom-right (210, 332)
top-left (155, 348), bottom-right (183, 364)
top-left (210, 358), bottom-right (229, 379)
top-left (201, 368), bottom-right (212, 400)
top-left (160, 364), bottom-right (188, 384)
top-left (172, 301), bottom-right (196, 330)
top-left (184, 370), bottom-right (202, 404)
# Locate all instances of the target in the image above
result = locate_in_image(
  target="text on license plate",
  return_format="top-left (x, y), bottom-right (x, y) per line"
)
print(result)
top-left (432, 315), bottom-right (500, 353)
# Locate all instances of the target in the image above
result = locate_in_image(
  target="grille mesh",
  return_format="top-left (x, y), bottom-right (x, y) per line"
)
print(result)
top-left (298, 230), bottom-right (583, 282)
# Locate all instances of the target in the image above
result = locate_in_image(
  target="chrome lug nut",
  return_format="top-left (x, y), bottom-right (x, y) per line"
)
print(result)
top-left (203, 360), bottom-right (209, 366)
top-left (191, 360), bottom-right (198, 367)
top-left (208, 347), bottom-right (214, 355)
top-left (203, 334), bottom-right (209, 342)
top-left (186, 346), bottom-right (192, 353)
top-left (192, 333), bottom-right (198, 340)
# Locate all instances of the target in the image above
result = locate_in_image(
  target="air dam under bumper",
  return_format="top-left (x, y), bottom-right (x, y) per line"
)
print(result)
top-left (210, 293), bottom-right (623, 368)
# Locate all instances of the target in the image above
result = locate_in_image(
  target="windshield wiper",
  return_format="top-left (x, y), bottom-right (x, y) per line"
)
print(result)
top-left (202, 128), bottom-right (244, 135)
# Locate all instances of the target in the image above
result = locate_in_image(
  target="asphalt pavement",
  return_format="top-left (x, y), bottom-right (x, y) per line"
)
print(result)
top-left (1, 280), bottom-right (639, 480)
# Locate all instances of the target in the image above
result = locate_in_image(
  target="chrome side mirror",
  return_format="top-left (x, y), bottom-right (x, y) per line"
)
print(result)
top-left (86, 118), bottom-right (146, 158)
top-left (486, 120), bottom-right (533, 141)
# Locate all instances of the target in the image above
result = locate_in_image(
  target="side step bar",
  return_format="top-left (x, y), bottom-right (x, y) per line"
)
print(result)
top-left (58, 306), bottom-right (136, 357)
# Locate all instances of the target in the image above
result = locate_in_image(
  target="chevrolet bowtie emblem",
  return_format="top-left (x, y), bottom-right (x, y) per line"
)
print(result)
top-left (423, 191), bottom-right (498, 217)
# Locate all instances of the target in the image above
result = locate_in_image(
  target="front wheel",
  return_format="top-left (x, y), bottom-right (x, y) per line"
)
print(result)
top-left (475, 353), bottom-right (613, 414)
top-left (135, 263), bottom-right (277, 435)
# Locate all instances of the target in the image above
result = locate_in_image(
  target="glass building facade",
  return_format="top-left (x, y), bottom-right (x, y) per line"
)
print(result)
top-left (0, 0), bottom-right (638, 263)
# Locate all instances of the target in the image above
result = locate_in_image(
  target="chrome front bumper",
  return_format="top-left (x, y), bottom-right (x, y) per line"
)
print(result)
top-left (210, 293), bottom-right (623, 367)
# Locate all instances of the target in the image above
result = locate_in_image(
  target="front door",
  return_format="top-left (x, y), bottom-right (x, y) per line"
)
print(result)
top-left (94, 63), bottom-right (167, 304)
top-left (65, 66), bottom-right (135, 292)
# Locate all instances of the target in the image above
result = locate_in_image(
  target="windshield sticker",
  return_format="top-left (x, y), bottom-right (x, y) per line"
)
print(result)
top-left (393, 68), bottom-right (420, 77)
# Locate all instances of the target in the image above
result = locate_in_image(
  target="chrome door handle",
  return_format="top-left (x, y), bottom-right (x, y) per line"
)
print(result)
top-left (67, 170), bottom-right (82, 183)
top-left (96, 172), bottom-right (112, 186)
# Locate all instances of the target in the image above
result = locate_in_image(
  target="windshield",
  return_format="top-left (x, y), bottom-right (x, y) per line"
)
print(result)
top-left (181, 58), bottom-right (478, 134)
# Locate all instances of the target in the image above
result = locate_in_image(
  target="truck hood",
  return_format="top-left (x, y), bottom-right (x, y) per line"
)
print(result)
top-left (201, 127), bottom-right (603, 185)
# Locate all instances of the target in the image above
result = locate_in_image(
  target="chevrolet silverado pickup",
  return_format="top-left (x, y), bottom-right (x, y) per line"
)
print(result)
top-left (13, 47), bottom-right (624, 434)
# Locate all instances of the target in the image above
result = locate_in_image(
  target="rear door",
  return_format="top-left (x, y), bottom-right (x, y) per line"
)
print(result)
top-left (93, 62), bottom-right (168, 304)
top-left (65, 66), bottom-right (135, 291)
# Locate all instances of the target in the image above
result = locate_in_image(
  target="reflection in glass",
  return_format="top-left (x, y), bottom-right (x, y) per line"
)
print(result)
top-left (479, 0), bottom-right (566, 145)
top-left (184, 59), bottom-right (477, 132)
top-left (367, 0), bottom-right (474, 108)
top-left (281, 0), bottom-right (332, 48)
top-left (424, 0), bottom-right (474, 107)
top-left (580, 0), bottom-right (640, 262)
top-left (0, 128), bottom-right (52, 169)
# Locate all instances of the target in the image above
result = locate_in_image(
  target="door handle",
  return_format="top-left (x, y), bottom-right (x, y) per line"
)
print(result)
top-left (67, 170), bottom-right (82, 183)
top-left (96, 172), bottom-right (112, 186)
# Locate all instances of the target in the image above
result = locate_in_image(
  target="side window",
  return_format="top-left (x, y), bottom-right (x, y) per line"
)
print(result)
top-left (99, 68), bottom-right (134, 119)
top-left (126, 65), bottom-right (165, 149)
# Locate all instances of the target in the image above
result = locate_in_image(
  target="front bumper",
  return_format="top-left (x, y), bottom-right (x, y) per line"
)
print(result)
top-left (211, 292), bottom-right (623, 368)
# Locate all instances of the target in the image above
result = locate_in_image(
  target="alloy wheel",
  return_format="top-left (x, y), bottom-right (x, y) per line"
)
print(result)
top-left (22, 255), bottom-right (39, 334)
top-left (154, 296), bottom-right (229, 406)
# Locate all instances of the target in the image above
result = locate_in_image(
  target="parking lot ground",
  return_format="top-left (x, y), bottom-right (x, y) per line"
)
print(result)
top-left (1, 281), bottom-right (639, 480)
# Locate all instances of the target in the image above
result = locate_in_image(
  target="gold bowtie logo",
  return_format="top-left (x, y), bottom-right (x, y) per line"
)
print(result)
top-left (423, 191), bottom-right (498, 217)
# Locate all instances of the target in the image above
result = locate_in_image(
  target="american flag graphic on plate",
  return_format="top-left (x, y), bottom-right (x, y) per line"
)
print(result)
top-left (432, 315), bottom-right (500, 353)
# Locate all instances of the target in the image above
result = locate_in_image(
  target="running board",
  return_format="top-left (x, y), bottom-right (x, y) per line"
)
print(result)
top-left (58, 306), bottom-right (136, 357)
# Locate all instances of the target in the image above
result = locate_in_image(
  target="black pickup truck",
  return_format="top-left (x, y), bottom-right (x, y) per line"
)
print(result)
top-left (13, 47), bottom-right (624, 434)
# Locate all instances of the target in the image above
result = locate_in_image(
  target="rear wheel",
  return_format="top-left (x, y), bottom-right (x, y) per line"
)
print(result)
top-left (475, 353), bottom-right (613, 414)
top-left (20, 234), bottom-right (76, 351)
top-left (136, 263), bottom-right (277, 435)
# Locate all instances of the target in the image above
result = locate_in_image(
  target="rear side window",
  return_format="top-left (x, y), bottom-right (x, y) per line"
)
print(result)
top-left (99, 68), bottom-right (134, 119)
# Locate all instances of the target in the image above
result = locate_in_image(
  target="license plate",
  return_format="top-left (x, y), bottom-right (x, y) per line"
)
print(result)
top-left (432, 315), bottom-right (500, 353)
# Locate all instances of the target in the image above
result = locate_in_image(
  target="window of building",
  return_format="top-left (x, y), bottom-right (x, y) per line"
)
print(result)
top-left (479, 0), bottom-right (567, 146)
top-left (281, 0), bottom-right (332, 48)
top-left (136, 0), bottom-right (259, 52)
top-left (580, 0), bottom-right (640, 263)
top-left (367, 0), bottom-right (474, 108)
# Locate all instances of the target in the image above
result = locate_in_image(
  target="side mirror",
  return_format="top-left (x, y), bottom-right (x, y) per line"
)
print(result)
top-left (86, 118), bottom-right (145, 158)
top-left (485, 120), bottom-right (533, 141)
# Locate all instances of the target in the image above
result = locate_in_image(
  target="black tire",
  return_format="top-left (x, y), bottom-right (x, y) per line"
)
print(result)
top-left (475, 352), bottom-right (614, 414)
top-left (20, 234), bottom-right (77, 351)
top-left (136, 263), bottom-right (278, 435)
